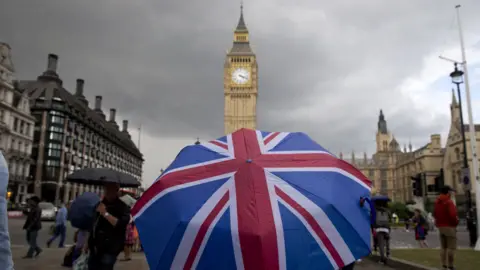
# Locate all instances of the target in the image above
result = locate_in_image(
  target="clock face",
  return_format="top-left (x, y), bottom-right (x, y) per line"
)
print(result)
top-left (232, 68), bottom-right (250, 84)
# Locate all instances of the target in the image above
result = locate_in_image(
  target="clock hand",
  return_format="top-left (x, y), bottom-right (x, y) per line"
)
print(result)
top-left (239, 75), bottom-right (246, 79)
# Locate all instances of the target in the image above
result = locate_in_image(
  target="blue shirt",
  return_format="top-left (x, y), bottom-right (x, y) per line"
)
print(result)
top-left (0, 152), bottom-right (13, 269)
top-left (56, 206), bottom-right (68, 226)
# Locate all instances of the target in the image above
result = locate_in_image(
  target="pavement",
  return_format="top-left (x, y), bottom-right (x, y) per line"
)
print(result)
top-left (12, 247), bottom-right (148, 270)
top-left (11, 247), bottom-right (392, 270)
top-left (10, 218), bottom-right (452, 269)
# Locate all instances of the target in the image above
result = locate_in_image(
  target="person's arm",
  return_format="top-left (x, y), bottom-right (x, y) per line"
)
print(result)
top-left (448, 201), bottom-right (459, 226)
top-left (97, 203), bottom-right (130, 228)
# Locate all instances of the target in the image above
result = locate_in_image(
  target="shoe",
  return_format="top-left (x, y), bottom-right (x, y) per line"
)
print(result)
top-left (448, 267), bottom-right (455, 270)
top-left (34, 249), bottom-right (42, 257)
top-left (22, 255), bottom-right (33, 259)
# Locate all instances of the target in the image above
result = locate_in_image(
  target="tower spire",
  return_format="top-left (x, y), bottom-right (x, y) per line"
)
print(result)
top-left (236, 1), bottom-right (248, 32)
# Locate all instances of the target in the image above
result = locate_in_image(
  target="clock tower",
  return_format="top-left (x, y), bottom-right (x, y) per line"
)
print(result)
top-left (224, 4), bottom-right (258, 134)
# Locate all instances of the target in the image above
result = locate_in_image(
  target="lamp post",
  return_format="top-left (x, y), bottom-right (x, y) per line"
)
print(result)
top-left (450, 63), bottom-right (476, 247)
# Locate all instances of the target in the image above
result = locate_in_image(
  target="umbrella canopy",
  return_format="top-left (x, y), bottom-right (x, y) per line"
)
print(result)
top-left (68, 192), bottom-right (101, 230)
top-left (66, 168), bottom-right (140, 187)
top-left (132, 129), bottom-right (373, 270)
top-left (120, 194), bottom-right (137, 208)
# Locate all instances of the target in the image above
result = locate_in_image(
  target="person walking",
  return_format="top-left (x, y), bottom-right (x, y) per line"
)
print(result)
top-left (433, 186), bottom-right (459, 270)
top-left (121, 217), bottom-right (135, 261)
top-left (373, 200), bottom-right (391, 265)
top-left (22, 196), bottom-right (42, 258)
top-left (413, 209), bottom-right (428, 248)
top-left (47, 203), bottom-right (68, 248)
top-left (0, 151), bottom-right (13, 269)
top-left (85, 182), bottom-right (131, 270)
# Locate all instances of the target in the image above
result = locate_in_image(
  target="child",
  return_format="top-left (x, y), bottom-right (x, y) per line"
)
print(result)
top-left (373, 201), bottom-right (391, 264)
top-left (413, 209), bottom-right (428, 248)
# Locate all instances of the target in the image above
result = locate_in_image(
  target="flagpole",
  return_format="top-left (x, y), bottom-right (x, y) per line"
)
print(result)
top-left (454, 5), bottom-right (480, 250)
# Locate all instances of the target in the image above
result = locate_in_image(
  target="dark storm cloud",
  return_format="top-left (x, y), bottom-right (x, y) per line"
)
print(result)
top-left (1, 0), bottom-right (479, 153)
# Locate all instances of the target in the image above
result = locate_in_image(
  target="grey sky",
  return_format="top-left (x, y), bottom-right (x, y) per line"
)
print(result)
top-left (2, 0), bottom-right (480, 185)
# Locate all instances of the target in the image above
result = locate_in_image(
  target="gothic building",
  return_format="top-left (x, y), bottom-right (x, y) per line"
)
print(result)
top-left (0, 42), bottom-right (35, 203)
top-left (224, 5), bottom-right (258, 134)
top-left (342, 92), bottom-right (478, 213)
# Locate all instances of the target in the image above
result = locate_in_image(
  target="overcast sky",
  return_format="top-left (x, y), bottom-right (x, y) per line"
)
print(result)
top-left (2, 0), bottom-right (480, 187)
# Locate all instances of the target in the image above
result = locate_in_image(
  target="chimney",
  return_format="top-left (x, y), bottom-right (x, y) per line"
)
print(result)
top-left (122, 120), bottom-right (128, 132)
top-left (109, 108), bottom-right (116, 122)
top-left (75, 79), bottom-right (84, 96)
top-left (47, 54), bottom-right (58, 72)
top-left (94, 96), bottom-right (102, 110)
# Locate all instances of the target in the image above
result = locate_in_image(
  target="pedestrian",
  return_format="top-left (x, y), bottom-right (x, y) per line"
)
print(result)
top-left (0, 151), bottom-right (13, 269)
top-left (121, 217), bottom-right (135, 261)
top-left (433, 185), bottom-right (459, 270)
top-left (85, 182), bottom-right (131, 270)
top-left (413, 209), bottom-right (428, 248)
top-left (372, 200), bottom-right (391, 264)
top-left (47, 202), bottom-right (68, 248)
top-left (22, 196), bottom-right (42, 258)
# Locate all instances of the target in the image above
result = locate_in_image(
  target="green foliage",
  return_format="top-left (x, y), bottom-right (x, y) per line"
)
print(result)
top-left (388, 201), bottom-right (411, 220)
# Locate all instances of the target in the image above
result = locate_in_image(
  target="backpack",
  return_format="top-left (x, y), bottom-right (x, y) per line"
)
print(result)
top-left (375, 210), bottom-right (390, 228)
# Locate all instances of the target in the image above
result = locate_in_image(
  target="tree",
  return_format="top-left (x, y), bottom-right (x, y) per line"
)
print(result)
top-left (388, 201), bottom-right (411, 221)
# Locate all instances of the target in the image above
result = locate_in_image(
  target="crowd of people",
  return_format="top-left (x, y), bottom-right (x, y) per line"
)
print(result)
top-left (19, 182), bottom-right (141, 270)
top-left (370, 185), bottom-right (460, 270)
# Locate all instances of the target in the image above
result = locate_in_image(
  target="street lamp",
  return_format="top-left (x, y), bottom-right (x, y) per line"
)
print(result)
top-left (450, 63), bottom-right (477, 247)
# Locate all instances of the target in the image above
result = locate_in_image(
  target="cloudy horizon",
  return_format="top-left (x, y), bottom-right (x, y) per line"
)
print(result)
top-left (2, 0), bottom-right (480, 188)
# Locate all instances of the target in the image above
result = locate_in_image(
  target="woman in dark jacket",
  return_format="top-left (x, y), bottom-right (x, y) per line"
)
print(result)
top-left (22, 196), bottom-right (42, 258)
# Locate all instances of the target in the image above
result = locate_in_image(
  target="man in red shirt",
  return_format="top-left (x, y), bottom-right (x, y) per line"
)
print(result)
top-left (433, 186), bottom-right (459, 270)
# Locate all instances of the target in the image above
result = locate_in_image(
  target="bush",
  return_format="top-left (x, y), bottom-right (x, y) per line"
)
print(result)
top-left (388, 201), bottom-right (411, 220)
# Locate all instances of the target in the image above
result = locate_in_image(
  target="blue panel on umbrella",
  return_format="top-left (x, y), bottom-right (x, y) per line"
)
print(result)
top-left (269, 132), bottom-right (330, 153)
top-left (260, 131), bottom-right (272, 138)
top-left (272, 171), bottom-right (371, 247)
top-left (136, 177), bottom-right (229, 270)
top-left (197, 208), bottom-right (236, 270)
top-left (162, 145), bottom-right (229, 174)
top-left (279, 203), bottom-right (332, 270)
top-left (215, 136), bottom-right (228, 143)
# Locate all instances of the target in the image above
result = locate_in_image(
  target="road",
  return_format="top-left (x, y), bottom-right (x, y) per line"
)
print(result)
top-left (389, 227), bottom-right (470, 249)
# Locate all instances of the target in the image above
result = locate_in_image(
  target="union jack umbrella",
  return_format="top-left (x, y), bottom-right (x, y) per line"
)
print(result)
top-left (132, 129), bottom-right (373, 270)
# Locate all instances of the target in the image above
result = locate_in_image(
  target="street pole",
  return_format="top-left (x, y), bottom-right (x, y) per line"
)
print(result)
top-left (455, 5), bottom-right (480, 250)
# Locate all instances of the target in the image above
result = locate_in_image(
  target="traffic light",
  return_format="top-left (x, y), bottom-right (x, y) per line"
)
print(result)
top-left (411, 173), bottom-right (424, 197)
top-left (434, 169), bottom-right (444, 192)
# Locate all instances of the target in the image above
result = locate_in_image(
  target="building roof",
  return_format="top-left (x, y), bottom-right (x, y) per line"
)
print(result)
top-left (228, 5), bottom-right (254, 56)
top-left (16, 55), bottom-right (143, 161)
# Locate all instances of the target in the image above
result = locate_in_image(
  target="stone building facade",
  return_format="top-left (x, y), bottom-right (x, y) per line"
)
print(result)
top-left (0, 42), bottom-right (35, 203)
top-left (342, 93), bottom-right (477, 212)
top-left (16, 54), bottom-right (143, 203)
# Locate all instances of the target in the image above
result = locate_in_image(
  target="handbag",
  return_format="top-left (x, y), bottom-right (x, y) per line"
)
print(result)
top-left (73, 252), bottom-right (89, 270)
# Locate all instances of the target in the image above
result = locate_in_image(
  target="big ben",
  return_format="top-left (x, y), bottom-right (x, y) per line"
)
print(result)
top-left (224, 5), bottom-right (258, 134)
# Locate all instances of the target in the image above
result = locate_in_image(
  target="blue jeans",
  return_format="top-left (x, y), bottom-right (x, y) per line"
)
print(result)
top-left (48, 224), bottom-right (66, 247)
top-left (26, 230), bottom-right (42, 257)
top-left (88, 252), bottom-right (117, 270)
